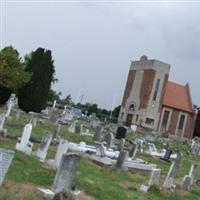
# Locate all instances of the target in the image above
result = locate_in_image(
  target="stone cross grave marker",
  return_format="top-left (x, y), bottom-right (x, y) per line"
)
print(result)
top-left (37, 133), bottom-right (53, 161)
top-left (163, 152), bottom-right (183, 189)
top-left (0, 148), bottom-right (15, 186)
top-left (15, 123), bottom-right (33, 155)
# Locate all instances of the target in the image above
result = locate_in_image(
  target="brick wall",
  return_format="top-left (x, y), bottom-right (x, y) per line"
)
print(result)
top-left (122, 70), bottom-right (136, 107)
top-left (139, 69), bottom-right (156, 109)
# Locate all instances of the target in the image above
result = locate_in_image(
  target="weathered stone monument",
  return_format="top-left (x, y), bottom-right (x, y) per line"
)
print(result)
top-left (68, 120), bottom-right (76, 133)
top-left (15, 123), bottom-right (33, 155)
top-left (115, 150), bottom-right (128, 170)
top-left (118, 138), bottom-right (125, 151)
top-left (37, 133), bottom-right (53, 161)
top-left (49, 139), bottom-right (69, 169)
top-left (53, 124), bottom-right (61, 139)
top-left (181, 164), bottom-right (198, 190)
top-left (129, 142), bottom-right (139, 159)
top-left (93, 126), bottom-right (102, 142)
top-left (105, 132), bottom-right (114, 149)
top-left (0, 148), bottom-right (15, 186)
top-left (0, 113), bottom-right (6, 131)
top-left (38, 153), bottom-right (81, 198)
top-left (140, 168), bottom-right (161, 192)
top-left (163, 152), bottom-right (183, 189)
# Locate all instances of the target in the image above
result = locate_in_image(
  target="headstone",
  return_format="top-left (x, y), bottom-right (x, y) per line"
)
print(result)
top-left (181, 175), bottom-right (191, 190)
top-left (105, 132), bottom-right (114, 149)
top-left (52, 153), bottom-right (81, 194)
top-left (181, 164), bottom-right (198, 190)
top-left (5, 94), bottom-right (16, 118)
top-left (53, 139), bottom-right (69, 168)
top-left (54, 124), bottom-right (61, 139)
top-left (93, 126), bottom-right (102, 142)
top-left (129, 142), bottom-right (138, 159)
top-left (163, 152), bottom-right (183, 189)
top-left (115, 126), bottom-right (127, 139)
top-left (148, 168), bottom-right (161, 186)
top-left (37, 133), bottom-right (53, 161)
top-left (160, 149), bottom-right (172, 162)
top-left (118, 138), bottom-right (125, 151)
top-left (96, 143), bottom-right (106, 157)
top-left (68, 120), bottom-right (76, 133)
top-left (140, 168), bottom-right (161, 192)
top-left (0, 148), bottom-right (15, 186)
top-left (15, 123), bottom-right (33, 155)
top-left (115, 150), bottom-right (128, 170)
top-left (52, 100), bottom-right (57, 112)
top-left (0, 113), bottom-right (6, 131)
top-left (75, 123), bottom-right (81, 134)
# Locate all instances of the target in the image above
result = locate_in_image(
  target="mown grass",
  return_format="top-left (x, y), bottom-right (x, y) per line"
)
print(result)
top-left (1, 106), bottom-right (200, 199)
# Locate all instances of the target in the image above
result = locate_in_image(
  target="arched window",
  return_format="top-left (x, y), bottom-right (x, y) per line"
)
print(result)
top-left (129, 104), bottom-right (135, 111)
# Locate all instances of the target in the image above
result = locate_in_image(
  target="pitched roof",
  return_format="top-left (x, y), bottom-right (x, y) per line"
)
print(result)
top-left (163, 81), bottom-right (193, 112)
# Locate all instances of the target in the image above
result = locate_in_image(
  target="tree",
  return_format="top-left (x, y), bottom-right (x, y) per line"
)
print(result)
top-left (0, 46), bottom-right (30, 104)
top-left (112, 105), bottom-right (121, 118)
top-left (62, 94), bottom-right (73, 106)
top-left (18, 48), bottom-right (56, 112)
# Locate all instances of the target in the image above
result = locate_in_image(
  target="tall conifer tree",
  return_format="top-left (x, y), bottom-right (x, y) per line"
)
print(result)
top-left (18, 48), bottom-right (56, 112)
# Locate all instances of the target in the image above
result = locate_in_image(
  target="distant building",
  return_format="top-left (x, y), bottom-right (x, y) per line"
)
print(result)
top-left (119, 55), bottom-right (196, 139)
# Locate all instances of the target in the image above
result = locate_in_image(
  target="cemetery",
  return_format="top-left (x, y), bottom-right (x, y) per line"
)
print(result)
top-left (0, 100), bottom-right (200, 200)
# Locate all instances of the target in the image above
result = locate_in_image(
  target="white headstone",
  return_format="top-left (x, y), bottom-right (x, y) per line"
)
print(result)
top-left (16, 123), bottom-right (33, 155)
top-left (0, 114), bottom-right (6, 131)
top-left (37, 133), bottom-right (53, 161)
top-left (0, 148), bottom-right (15, 186)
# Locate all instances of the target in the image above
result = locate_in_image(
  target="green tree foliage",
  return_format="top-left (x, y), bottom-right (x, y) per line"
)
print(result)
top-left (62, 94), bottom-right (74, 106)
top-left (112, 105), bottom-right (121, 118)
top-left (18, 48), bottom-right (56, 112)
top-left (47, 89), bottom-right (58, 102)
top-left (0, 46), bottom-right (30, 104)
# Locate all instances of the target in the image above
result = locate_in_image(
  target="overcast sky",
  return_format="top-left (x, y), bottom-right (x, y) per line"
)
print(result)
top-left (1, 0), bottom-right (200, 109)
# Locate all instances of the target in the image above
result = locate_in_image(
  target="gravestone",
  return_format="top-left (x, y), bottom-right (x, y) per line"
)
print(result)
top-left (116, 126), bottom-right (127, 139)
top-left (163, 152), bottom-right (183, 189)
top-left (96, 143), bottom-right (106, 157)
top-left (93, 126), bottom-right (102, 142)
top-left (15, 123), bottom-right (33, 155)
top-left (181, 164), bottom-right (198, 190)
top-left (140, 168), bottom-right (161, 192)
top-left (5, 94), bottom-right (15, 118)
top-left (0, 148), bottom-right (15, 186)
top-left (160, 149), bottom-right (172, 162)
top-left (54, 124), bottom-right (61, 139)
top-left (75, 123), bottom-right (81, 134)
top-left (53, 139), bottom-right (69, 168)
top-left (0, 114), bottom-right (6, 131)
top-left (52, 153), bottom-right (81, 194)
top-left (37, 133), bottom-right (53, 161)
top-left (118, 138), bottom-right (125, 151)
top-left (105, 132), bottom-right (114, 149)
top-left (129, 142), bottom-right (139, 159)
top-left (115, 150), bottom-right (128, 170)
top-left (68, 120), bottom-right (76, 133)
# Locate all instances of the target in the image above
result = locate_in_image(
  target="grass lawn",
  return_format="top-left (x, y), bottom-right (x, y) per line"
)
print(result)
top-left (1, 106), bottom-right (200, 200)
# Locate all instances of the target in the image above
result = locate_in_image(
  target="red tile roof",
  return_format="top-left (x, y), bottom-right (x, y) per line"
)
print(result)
top-left (163, 81), bottom-right (193, 112)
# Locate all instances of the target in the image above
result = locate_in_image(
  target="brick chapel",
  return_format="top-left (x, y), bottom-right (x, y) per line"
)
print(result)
top-left (119, 55), bottom-right (197, 139)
